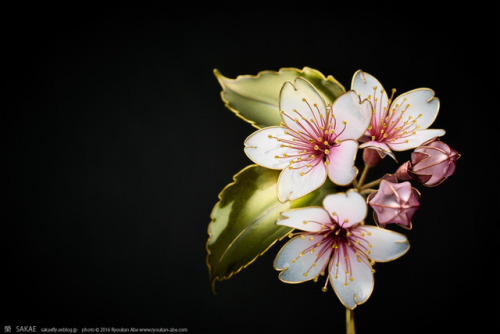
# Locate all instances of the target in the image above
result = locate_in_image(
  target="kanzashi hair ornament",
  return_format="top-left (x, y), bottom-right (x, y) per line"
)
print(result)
top-left (208, 67), bottom-right (459, 334)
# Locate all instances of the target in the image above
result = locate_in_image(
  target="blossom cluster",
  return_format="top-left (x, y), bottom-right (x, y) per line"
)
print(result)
top-left (244, 70), bottom-right (459, 309)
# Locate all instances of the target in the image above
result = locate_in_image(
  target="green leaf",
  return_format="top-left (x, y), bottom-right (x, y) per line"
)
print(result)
top-left (214, 67), bottom-right (346, 129)
top-left (206, 164), bottom-right (336, 293)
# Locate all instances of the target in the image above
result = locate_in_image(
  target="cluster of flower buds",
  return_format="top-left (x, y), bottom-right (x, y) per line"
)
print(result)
top-left (366, 137), bottom-right (460, 229)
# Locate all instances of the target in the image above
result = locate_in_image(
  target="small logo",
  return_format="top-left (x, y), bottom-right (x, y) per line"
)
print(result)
top-left (4, 326), bottom-right (12, 333)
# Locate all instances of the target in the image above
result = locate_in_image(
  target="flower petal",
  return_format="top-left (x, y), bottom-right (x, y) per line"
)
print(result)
top-left (330, 90), bottom-right (372, 141)
top-left (368, 184), bottom-right (401, 226)
top-left (356, 226), bottom-right (410, 262)
top-left (277, 163), bottom-right (326, 202)
top-left (244, 126), bottom-right (294, 169)
top-left (326, 140), bottom-right (359, 186)
top-left (277, 207), bottom-right (331, 232)
top-left (391, 88), bottom-right (440, 130)
top-left (444, 161), bottom-right (457, 180)
top-left (388, 129), bottom-right (445, 151)
top-left (274, 234), bottom-right (332, 283)
top-left (322, 190), bottom-right (367, 228)
top-left (359, 141), bottom-right (396, 160)
top-left (330, 244), bottom-right (374, 309)
top-left (351, 70), bottom-right (388, 120)
top-left (279, 77), bottom-right (327, 135)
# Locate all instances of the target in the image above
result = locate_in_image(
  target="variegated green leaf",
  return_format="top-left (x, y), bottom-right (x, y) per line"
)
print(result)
top-left (214, 67), bottom-right (346, 129)
top-left (206, 164), bottom-right (336, 293)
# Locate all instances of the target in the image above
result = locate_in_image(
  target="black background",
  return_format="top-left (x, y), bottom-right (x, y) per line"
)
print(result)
top-left (1, 2), bottom-right (499, 334)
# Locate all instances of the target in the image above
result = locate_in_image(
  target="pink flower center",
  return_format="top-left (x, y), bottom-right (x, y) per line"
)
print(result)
top-left (366, 87), bottom-right (422, 144)
top-left (290, 216), bottom-right (374, 291)
top-left (270, 100), bottom-right (347, 175)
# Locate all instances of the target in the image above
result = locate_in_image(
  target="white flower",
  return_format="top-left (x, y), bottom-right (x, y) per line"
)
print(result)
top-left (351, 70), bottom-right (445, 160)
top-left (244, 78), bottom-right (372, 202)
top-left (274, 190), bottom-right (410, 309)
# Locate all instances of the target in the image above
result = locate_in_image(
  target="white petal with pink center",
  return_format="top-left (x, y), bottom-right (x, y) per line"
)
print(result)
top-left (328, 91), bottom-right (372, 142)
top-left (391, 89), bottom-right (440, 130)
top-left (351, 70), bottom-right (389, 118)
top-left (280, 77), bottom-right (327, 135)
top-left (322, 190), bottom-right (367, 228)
top-left (274, 191), bottom-right (410, 309)
top-left (277, 162), bottom-right (327, 202)
top-left (274, 234), bottom-right (332, 283)
top-left (326, 140), bottom-right (359, 186)
top-left (351, 70), bottom-right (445, 159)
top-left (388, 128), bottom-right (445, 151)
top-left (330, 242), bottom-right (374, 309)
top-left (355, 226), bottom-right (409, 262)
top-left (358, 140), bottom-right (396, 160)
top-left (244, 126), bottom-right (294, 170)
top-left (244, 78), bottom-right (372, 202)
top-left (277, 207), bottom-right (331, 232)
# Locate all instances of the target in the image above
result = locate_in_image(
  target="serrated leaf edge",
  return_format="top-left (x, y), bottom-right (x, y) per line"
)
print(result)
top-left (206, 164), bottom-right (292, 294)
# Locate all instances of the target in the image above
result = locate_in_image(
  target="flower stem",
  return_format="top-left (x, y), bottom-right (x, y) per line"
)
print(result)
top-left (346, 308), bottom-right (356, 334)
top-left (360, 177), bottom-right (383, 190)
top-left (352, 176), bottom-right (358, 189)
top-left (357, 164), bottom-right (370, 189)
top-left (360, 188), bottom-right (376, 196)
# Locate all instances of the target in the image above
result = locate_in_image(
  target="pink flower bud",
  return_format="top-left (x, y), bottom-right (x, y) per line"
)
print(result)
top-left (409, 138), bottom-right (460, 187)
top-left (367, 175), bottom-right (420, 230)
top-left (394, 161), bottom-right (412, 181)
top-left (363, 148), bottom-right (382, 167)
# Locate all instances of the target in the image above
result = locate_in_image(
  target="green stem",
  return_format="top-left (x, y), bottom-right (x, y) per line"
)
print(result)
top-left (360, 177), bottom-right (383, 190)
top-left (352, 176), bottom-right (358, 189)
top-left (357, 164), bottom-right (370, 190)
top-left (360, 188), bottom-right (377, 196)
top-left (346, 308), bottom-right (356, 334)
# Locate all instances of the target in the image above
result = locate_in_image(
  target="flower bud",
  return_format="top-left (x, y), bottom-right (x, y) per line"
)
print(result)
top-left (362, 148), bottom-right (382, 167)
top-left (395, 161), bottom-right (412, 181)
top-left (395, 138), bottom-right (460, 187)
top-left (367, 175), bottom-right (420, 230)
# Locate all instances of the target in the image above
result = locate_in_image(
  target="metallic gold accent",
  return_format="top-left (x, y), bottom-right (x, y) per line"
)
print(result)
top-left (206, 164), bottom-right (293, 294)
top-left (274, 235), bottom-right (329, 285)
top-left (346, 309), bottom-right (356, 334)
